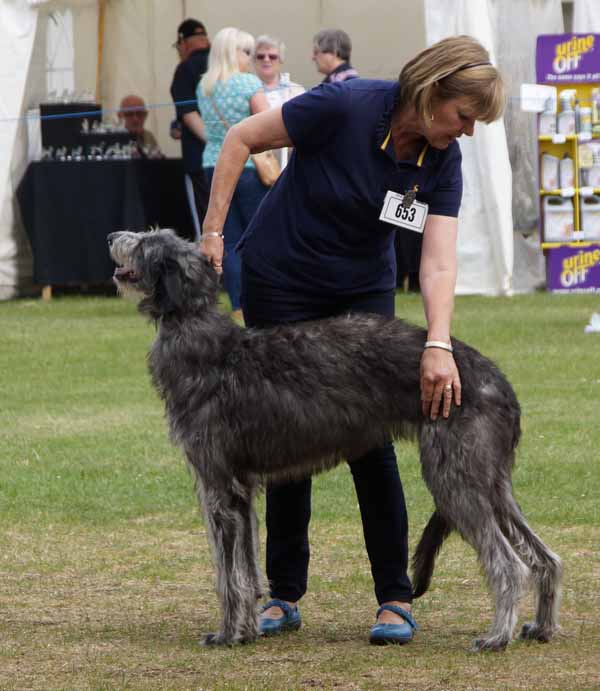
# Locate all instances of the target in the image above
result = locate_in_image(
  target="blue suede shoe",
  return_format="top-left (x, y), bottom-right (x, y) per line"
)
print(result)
top-left (259, 599), bottom-right (301, 637)
top-left (369, 604), bottom-right (418, 645)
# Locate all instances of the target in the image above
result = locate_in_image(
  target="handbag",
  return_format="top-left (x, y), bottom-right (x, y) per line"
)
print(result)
top-left (250, 149), bottom-right (281, 188)
top-left (208, 93), bottom-right (281, 187)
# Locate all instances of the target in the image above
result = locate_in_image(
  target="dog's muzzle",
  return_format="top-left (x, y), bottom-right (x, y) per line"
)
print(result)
top-left (108, 232), bottom-right (140, 284)
top-left (113, 266), bottom-right (139, 283)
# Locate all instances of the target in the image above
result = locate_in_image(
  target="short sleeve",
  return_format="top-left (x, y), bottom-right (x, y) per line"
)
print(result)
top-left (171, 62), bottom-right (198, 117)
top-left (237, 73), bottom-right (263, 99)
top-left (428, 143), bottom-right (463, 218)
top-left (281, 81), bottom-right (350, 152)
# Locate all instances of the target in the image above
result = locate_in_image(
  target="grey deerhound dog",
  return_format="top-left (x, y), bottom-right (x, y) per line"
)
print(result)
top-left (109, 228), bottom-right (562, 652)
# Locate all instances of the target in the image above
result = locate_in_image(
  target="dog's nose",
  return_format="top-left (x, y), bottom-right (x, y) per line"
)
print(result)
top-left (107, 232), bottom-right (119, 247)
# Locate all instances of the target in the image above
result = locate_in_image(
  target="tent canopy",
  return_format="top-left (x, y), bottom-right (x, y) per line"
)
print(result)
top-left (2, 0), bottom-right (563, 299)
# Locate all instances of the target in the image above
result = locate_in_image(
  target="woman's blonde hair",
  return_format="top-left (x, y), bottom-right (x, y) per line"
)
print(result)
top-left (399, 35), bottom-right (505, 125)
top-left (201, 27), bottom-right (255, 96)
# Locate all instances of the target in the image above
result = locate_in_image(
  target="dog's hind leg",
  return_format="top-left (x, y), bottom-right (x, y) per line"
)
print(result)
top-left (465, 513), bottom-right (530, 652)
top-left (495, 484), bottom-right (562, 643)
top-left (420, 433), bottom-right (528, 651)
top-left (193, 468), bottom-right (263, 646)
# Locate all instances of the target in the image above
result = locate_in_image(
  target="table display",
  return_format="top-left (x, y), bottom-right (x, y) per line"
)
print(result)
top-left (17, 158), bottom-right (195, 293)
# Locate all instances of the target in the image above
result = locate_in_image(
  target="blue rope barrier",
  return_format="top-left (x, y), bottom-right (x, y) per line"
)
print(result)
top-left (0, 93), bottom-right (563, 125)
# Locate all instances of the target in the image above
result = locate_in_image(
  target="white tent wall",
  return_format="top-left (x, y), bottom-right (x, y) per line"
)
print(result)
top-left (424, 0), bottom-right (514, 296)
top-left (100, 2), bottom-right (165, 150)
top-left (493, 0), bottom-right (564, 294)
top-left (318, 0), bottom-right (426, 80)
top-left (1, 0), bottom-right (425, 299)
top-left (0, 1), bottom-right (39, 299)
top-left (8, 0), bottom-right (584, 299)
top-left (573, 0), bottom-right (600, 31)
top-left (99, 0), bottom-right (426, 159)
top-left (72, 2), bottom-right (99, 97)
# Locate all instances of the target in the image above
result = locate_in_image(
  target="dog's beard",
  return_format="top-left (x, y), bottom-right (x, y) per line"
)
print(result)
top-left (113, 277), bottom-right (144, 303)
top-left (111, 239), bottom-right (144, 303)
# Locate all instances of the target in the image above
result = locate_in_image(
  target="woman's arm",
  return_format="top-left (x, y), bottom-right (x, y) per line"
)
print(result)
top-left (418, 214), bottom-right (462, 420)
top-left (182, 111), bottom-right (206, 142)
top-left (200, 107), bottom-right (292, 271)
top-left (250, 91), bottom-right (270, 115)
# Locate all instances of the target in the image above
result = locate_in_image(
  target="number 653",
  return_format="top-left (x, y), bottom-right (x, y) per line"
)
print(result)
top-left (395, 205), bottom-right (416, 222)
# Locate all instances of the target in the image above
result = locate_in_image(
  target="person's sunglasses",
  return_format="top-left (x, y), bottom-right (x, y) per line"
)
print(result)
top-left (255, 53), bottom-right (279, 61)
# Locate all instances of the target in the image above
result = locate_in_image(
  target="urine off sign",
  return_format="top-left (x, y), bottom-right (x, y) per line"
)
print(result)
top-left (536, 34), bottom-right (600, 83)
top-left (546, 245), bottom-right (600, 293)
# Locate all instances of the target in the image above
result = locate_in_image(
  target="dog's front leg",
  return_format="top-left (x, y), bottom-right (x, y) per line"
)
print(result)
top-left (194, 470), bottom-right (262, 645)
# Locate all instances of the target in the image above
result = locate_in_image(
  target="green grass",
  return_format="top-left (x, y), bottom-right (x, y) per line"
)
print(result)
top-left (1, 292), bottom-right (599, 690)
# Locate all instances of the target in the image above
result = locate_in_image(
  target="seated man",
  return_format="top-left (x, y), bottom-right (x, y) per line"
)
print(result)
top-left (118, 94), bottom-right (163, 157)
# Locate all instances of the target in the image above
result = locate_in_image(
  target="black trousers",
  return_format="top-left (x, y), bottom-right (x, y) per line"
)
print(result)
top-left (241, 266), bottom-right (413, 605)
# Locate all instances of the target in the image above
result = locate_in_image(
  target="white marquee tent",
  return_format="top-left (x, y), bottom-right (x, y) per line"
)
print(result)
top-left (2, 0), bottom-right (591, 301)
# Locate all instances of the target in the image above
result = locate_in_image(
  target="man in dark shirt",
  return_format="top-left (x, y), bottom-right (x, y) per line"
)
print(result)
top-left (312, 28), bottom-right (359, 83)
top-left (170, 18), bottom-right (210, 240)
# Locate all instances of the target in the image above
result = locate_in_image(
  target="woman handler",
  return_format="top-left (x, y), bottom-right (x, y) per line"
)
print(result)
top-left (200, 35), bottom-right (505, 645)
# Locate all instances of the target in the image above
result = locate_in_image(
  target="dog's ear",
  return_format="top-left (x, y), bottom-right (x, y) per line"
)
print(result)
top-left (155, 258), bottom-right (184, 314)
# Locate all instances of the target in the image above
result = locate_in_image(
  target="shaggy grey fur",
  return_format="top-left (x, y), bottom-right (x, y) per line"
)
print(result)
top-left (108, 228), bottom-right (562, 651)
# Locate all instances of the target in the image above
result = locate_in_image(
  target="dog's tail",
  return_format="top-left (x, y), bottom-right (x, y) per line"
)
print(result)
top-left (411, 511), bottom-right (452, 598)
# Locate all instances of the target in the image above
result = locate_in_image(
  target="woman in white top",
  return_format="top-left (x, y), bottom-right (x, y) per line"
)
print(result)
top-left (197, 27), bottom-right (269, 320)
top-left (253, 35), bottom-right (305, 168)
top-left (254, 35), bottom-right (305, 108)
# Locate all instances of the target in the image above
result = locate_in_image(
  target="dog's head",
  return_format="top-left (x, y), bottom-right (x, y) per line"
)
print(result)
top-left (108, 229), bottom-right (220, 318)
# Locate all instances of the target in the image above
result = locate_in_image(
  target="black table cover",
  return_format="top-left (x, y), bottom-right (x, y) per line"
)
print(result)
top-left (17, 159), bottom-right (195, 286)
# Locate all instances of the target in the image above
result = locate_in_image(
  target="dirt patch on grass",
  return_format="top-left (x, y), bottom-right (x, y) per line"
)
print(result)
top-left (1, 525), bottom-right (599, 690)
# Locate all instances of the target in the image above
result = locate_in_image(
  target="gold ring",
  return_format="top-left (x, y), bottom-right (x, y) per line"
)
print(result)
top-left (445, 384), bottom-right (452, 391)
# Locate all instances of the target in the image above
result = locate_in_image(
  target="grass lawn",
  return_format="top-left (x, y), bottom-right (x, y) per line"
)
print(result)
top-left (1, 291), bottom-right (599, 690)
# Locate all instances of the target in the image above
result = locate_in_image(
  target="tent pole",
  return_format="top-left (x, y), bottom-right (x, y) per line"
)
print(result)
top-left (95, 0), bottom-right (107, 104)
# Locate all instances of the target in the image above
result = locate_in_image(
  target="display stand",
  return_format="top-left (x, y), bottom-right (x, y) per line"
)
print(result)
top-left (536, 33), bottom-right (600, 293)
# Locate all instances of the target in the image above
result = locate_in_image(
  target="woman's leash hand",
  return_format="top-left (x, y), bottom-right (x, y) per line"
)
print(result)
top-left (420, 347), bottom-right (462, 420)
top-left (199, 234), bottom-right (224, 275)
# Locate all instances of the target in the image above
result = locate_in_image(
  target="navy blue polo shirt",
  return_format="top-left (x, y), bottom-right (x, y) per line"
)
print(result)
top-left (238, 79), bottom-right (463, 296)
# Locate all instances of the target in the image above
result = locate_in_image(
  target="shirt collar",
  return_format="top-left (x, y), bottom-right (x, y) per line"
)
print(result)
top-left (375, 82), bottom-right (401, 149)
top-left (322, 62), bottom-right (358, 83)
top-left (376, 82), bottom-right (436, 168)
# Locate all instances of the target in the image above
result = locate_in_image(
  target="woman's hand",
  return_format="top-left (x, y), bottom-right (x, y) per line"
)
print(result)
top-left (199, 234), bottom-right (224, 275)
top-left (420, 347), bottom-right (462, 420)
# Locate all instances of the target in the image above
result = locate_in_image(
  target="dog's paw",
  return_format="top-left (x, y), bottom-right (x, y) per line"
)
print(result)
top-left (200, 631), bottom-right (258, 646)
top-left (471, 636), bottom-right (509, 653)
top-left (200, 632), bottom-right (230, 646)
top-left (519, 623), bottom-right (553, 643)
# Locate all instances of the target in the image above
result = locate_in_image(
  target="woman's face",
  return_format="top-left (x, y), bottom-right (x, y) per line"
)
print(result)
top-left (254, 44), bottom-right (281, 82)
top-left (312, 47), bottom-right (337, 76)
top-left (237, 46), bottom-right (253, 73)
top-left (424, 96), bottom-right (477, 149)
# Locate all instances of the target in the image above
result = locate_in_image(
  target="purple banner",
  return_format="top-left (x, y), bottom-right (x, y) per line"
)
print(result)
top-left (546, 244), bottom-right (600, 293)
top-left (536, 33), bottom-right (600, 84)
